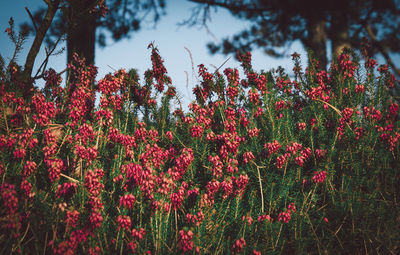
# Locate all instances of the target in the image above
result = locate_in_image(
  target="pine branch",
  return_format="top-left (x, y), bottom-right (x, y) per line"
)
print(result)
top-left (188, 0), bottom-right (262, 14)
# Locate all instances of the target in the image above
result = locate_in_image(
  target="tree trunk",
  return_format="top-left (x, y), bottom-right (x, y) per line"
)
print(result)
top-left (65, 1), bottom-right (98, 123)
top-left (66, 0), bottom-right (97, 65)
top-left (303, 15), bottom-right (328, 69)
top-left (330, 13), bottom-right (351, 59)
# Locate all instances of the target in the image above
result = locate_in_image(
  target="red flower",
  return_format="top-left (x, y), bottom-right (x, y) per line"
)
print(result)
top-left (312, 170), bottom-right (327, 184)
top-left (278, 211), bottom-right (291, 223)
top-left (243, 151), bottom-right (255, 164)
top-left (258, 214), bottom-right (273, 223)
top-left (119, 193), bottom-right (136, 209)
top-left (179, 229), bottom-right (194, 252)
top-left (232, 238), bottom-right (246, 254)
top-left (65, 210), bottom-right (80, 230)
top-left (117, 215), bottom-right (131, 231)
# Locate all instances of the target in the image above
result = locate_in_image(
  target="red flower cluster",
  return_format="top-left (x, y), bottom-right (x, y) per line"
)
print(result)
top-left (337, 107), bottom-right (354, 139)
top-left (355, 84), bottom-right (365, 93)
top-left (168, 148), bottom-right (194, 181)
top-left (75, 145), bottom-right (98, 166)
top-left (264, 140), bottom-right (281, 157)
top-left (276, 76), bottom-right (293, 94)
top-left (242, 214), bottom-right (254, 225)
top-left (85, 169), bottom-right (104, 197)
top-left (98, 71), bottom-right (124, 95)
top-left (258, 214), bottom-right (273, 223)
top-left (248, 88), bottom-right (260, 105)
top-left (46, 158), bottom-right (64, 183)
top-left (56, 182), bottom-right (78, 200)
top-left (337, 53), bottom-right (358, 79)
top-left (186, 210), bottom-right (204, 227)
top-left (84, 169), bottom-right (104, 232)
top-left (315, 149), bottom-right (327, 159)
top-left (119, 193), bottom-right (136, 209)
top-left (0, 183), bottom-right (20, 234)
top-left (170, 182), bottom-right (188, 210)
top-left (65, 210), bottom-right (80, 229)
top-left (243, 151), bottom-right (255, 164)
top-left (232, 237), bottom-right (246, 254)
top-left (31, 92), bottom-right (56, 126)
top-left (179, 229), bottom-right (194, 252)
top-left (276, 153), bottom-right (290, 169)
top-left (208, 154), bottom-right (223, 178)
top-left (148, 43), bottom-right (171, 92)
top-left (22, 160), bottom-right (37, 177)
top-left (312, 170), bottom-right (327, 184)
top-left (190, 124), bottom-right (204, 138)
top-left (117, 215), bottom-right (132, 231)
top-left (278, 203), bottom-right (296, 223)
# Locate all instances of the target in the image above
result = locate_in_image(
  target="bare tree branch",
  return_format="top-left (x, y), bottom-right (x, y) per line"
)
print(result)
top-left (22, 0), bottom-right (60, 87)
top-left (364, 24), bottom-right (400, 78)
top-left (33, 33), bottom-right (65, 80)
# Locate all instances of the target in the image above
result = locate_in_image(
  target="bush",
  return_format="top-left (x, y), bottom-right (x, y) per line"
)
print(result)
top-left (0, 42), bottom-right (399, 254)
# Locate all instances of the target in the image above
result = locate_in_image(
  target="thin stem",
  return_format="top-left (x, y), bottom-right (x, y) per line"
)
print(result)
top-left (175, 209), bottom-right (178, 247)
top-left (252, 161), bottom-right (264, 213)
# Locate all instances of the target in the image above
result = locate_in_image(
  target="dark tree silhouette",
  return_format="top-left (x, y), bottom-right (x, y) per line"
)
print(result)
top-left (187, 0), bottom-right (400, 73)
top-left (22, 0), bottom-right (166, 66)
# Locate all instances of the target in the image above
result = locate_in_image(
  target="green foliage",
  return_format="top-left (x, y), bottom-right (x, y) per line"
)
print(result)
top-left (0, 42), bottom-right (399, 254)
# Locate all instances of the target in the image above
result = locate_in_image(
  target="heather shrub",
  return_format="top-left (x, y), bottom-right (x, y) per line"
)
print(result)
top-left (0, 42), bottom-right (399, 254)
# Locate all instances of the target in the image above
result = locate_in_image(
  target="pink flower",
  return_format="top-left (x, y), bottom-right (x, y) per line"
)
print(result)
top-left (258, 214), bottom-right (273, 223)
top-left (179, 229), bottom-right (194, 252)
top-left (117, 215), bottom-right (131, 231)
top-left (248, 128), bottom-right (259, 138)
top-left (56, 182), bottom-right (77, 200)
top-left (278, 211), bottom-right (291, 223)
top-left (243, 151), bottom-right (255, 164)
top-left (242, 215), bottom-right (253, 225)
top-left (232, 238), bottom-right (246, 254)
top-left (166, 131), bottom-right (173, 140)
top-left (276, 153), bottom-right (290, 169)
top-left (264, 140), bottom-right (281, 157)
top-left (287, 202), bottom-right (296, 213)
top-left (66, 210), bottom-right (80, 228)
top-left (248, 88), bottom-right (260, 105)
top-left (312, 170), bottom-right (327, 184)
top-left (21, 180), bottom-right (32, 198)
top-left (132, 227), bottom-right (146, 240)
top-left (190, 124), bottom-right (204, 138)
top-left (355, 84), bottom-right (365, 93)
top-left (297, 122), bottom-right (306, 131)
top-left (119, 193), bottom-right (136, 209)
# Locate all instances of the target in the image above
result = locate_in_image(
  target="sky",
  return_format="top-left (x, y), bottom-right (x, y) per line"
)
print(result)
top-left (2, 0), bottom-right (397, 111)
top-left (0, 0), bottom-right (309, 110)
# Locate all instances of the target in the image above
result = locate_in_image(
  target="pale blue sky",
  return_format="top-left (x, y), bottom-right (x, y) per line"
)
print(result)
top-left (4, 0), bottom-right (396, 109)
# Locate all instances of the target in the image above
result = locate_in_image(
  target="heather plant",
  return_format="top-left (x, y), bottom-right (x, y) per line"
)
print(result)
top-left (0, 36), bottom-right (399, 254)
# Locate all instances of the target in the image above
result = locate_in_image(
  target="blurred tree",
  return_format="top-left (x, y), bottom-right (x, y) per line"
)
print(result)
top-left (22, 0), bottom-right (166, 66)
top-left (16, 0), bottom-right (164, 101)
top-left (186, 0), bottom-right (400, 73)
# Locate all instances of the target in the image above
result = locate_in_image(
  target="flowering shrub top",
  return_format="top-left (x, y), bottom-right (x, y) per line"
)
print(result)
top-left (0, 44), bottom-right (399, 254)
